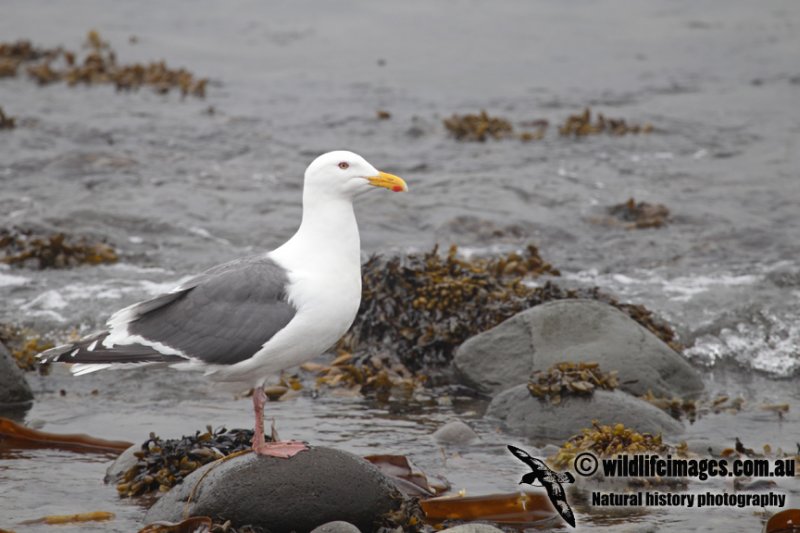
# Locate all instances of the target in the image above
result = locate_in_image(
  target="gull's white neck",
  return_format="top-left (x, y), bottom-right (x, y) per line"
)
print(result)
top-left (269, 191), bottom-right (361, 272)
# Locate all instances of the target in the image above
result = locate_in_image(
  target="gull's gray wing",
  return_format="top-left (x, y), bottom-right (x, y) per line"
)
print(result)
top-left (40, 256), bottom-right (297, 367)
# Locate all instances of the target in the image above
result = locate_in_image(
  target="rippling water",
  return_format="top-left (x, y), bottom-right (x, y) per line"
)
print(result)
top-left (1, 1), bottom-right (799, 531)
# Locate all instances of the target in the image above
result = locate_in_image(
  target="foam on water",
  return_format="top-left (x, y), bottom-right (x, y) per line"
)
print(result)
top-left (564, 266), bottom-right (799, 377)
top-left (0, 270), bottom-right (29, 287)
top-left (686, 310), bottom-right (800, 376)
top-left (11, 275), bottom-right (183, 324)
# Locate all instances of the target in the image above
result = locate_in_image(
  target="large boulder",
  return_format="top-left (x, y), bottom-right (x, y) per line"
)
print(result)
top-left (454, 299), bottom-right (703, 397)
top-left (0, 342), bottom-right (34, 416)
top-left (487, 385), bottom-right (684, 442)
top-left (145, 447), bottom-right (404, 533)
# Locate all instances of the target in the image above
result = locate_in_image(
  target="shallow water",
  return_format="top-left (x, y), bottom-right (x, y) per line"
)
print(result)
top-left (1, 1), bottom-right (799, 531)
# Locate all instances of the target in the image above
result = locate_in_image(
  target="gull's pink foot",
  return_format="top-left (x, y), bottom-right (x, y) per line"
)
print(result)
top-left (252, 440), bottom-right (309, 458)
top-left (251, 387), bottom-right (308, 458)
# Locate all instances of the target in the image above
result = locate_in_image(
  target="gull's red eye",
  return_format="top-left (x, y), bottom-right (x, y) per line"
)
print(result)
top-left (338, 162), bottom-right (349, 170)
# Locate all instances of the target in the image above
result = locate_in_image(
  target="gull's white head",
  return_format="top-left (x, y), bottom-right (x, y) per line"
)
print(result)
top-left (304, 150), bottom-right (408, 199)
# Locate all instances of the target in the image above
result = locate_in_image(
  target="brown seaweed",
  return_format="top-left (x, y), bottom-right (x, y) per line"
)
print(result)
top-left (420, 492), bottom-right (555, 525)
top-left (116, 427), bottom-right (261, 496)
top-left (639, 392), bottom-right (744, 422)
top-left (528, 362), bottom-right (618, 405)
top-left (559, 107), bottom-right (653, 137)
top-left (364, 454), bottom-right (448, 498)
top-left (19, 512), bottom-right (115, 526)
top-left (0, 31), bottom-right (207, 97)
top-left (444, 110), bottom-right (513, 141)
top-left (550, 421), bottom-right (676, 469)
top-left (0, 227), bottom-right (118, 269)
top-left (0, 417), bottom-right (132, 454)
top-left (141, 517), bottom-right (268, 533)
top-left (303, 351), bottom-right (423, 401)
top-left (765, 509), bottom-right (800, 533)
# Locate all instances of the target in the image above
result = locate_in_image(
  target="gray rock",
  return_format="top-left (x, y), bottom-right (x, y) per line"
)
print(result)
top-left (433, 420), bottom-right (479, 445)
top-left (454, 299), bottom-right (703, 397)
top-left (104, 444), bottom-right (139, 484)
top-left (487, 384), bottom-right (684, 441)
top-left (439, 524), bottom-right (506, 533)
top-left (0, 342), bottom-right (34, 410)
top-left (145, 446), bottom-right (403, 533)
top-left (310, 521), bottom-right (361, 533)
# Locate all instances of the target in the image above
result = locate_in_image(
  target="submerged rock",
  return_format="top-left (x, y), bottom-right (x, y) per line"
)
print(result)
top-left (487, 385), bottom-right (683, 441)
top-left (454, 299), bottom-right (703, 397)
top-left (145, 447), bottom-right (404, 533)
top-left (432, 420), bottom-right (479, 445)
top-left (0, 341), bottom-right (34, 413)
top-left (606, 198), bottom-right (670, 229)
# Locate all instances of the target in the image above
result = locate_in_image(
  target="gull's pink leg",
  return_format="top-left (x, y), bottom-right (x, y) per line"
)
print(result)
top-left (251, 386), bottom-right (308, 458)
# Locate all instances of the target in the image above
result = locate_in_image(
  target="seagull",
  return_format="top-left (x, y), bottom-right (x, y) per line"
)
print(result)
top-left (507, 445), bottom-right (576, 528)
top-left (39, 150), bottom-right (408, 458)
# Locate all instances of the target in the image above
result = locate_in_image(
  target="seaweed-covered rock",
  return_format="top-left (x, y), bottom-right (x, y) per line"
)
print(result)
top-left (0, 341), bottom-right (34, 411)
top-left (454, 299), bottom-right (703, 397)
top-left (341, 245), bottom-right (559, 370)
top-left (0, 344), bottom-right (34, 423)
top-left (145, 447), bottom-right (404, 533)
top-left (549, 421), bottom-right (681, 470)
top-left (528, 362), bottom-right (618, 404)
top-left (0, 227), bottom-right (117, 269)
top-left (343, 246), bottom-right (679, 375)
top-left (0, 322), bottom-right (54, 371)
top-left (487, 384), bottom-right (683, 442)
top-left (116, 427), bottom-right (258, 496)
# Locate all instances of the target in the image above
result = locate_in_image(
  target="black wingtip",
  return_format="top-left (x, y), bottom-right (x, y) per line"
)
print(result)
top-left (37, 343), bottom-right (75, 363)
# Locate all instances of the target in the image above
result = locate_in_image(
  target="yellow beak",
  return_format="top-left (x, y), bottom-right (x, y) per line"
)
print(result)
top-left (367, 171), bottom-right (408, 192)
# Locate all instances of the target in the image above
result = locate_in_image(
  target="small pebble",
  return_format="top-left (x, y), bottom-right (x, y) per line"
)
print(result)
top-left (310, 521), bottom-right (361, 533)
top-left (439, 524), bottom-right (506, 533)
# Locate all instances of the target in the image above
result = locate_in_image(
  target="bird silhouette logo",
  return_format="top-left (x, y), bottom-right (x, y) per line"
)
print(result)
top-left (507, 445), bottom-right (576, 528)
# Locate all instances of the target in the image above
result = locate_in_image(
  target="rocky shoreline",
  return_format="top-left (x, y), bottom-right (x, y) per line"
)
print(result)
top-left (1, 245), bottom-right (797, 532)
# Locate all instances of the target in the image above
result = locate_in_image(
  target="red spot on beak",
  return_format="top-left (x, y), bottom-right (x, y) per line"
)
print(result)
top-left (392, 185), bottom-right (403, 192)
